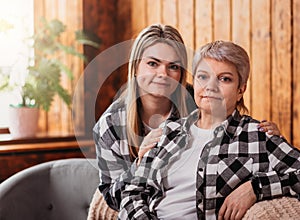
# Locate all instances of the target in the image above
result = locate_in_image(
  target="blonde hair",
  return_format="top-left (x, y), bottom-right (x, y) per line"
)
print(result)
top-left (124, 24), bottom-right (188, 160)
top-left (192, 40), bottom-right (250, 114)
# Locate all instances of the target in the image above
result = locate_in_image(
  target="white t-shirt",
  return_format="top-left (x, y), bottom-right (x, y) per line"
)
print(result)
top-left (155, 123), bottom-right (213, 220)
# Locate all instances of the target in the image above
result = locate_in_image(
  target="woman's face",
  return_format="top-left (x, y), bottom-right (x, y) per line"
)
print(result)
top-left (193, 58), bottom-right (246, 117)
top-left (136, 42), bottom-right (182, 98)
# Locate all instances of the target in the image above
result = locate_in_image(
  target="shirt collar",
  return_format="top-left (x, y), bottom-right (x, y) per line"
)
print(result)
top-left (181, 109), bottom-right (242, 138)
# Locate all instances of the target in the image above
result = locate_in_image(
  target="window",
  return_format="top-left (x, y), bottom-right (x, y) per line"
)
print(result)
top-left (0, 0), bottom-right (84, 138)
top-left (0, 0), bottom-right (34, 128)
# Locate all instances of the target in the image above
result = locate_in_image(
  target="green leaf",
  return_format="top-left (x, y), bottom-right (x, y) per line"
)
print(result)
top-left (57, 44), bottom-right (86, 61)
top-left (52, 59), bottom-right (74, 80)
top-left (75, 30), bottom-right (101, 48)
top-left (3, 17), bottom-right (101, 111)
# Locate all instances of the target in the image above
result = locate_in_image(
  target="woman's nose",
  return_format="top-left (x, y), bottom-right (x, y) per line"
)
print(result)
top-left (157, 65), bottom-right (168, 77)
top-left (205, 77), bottom-right (219, 91)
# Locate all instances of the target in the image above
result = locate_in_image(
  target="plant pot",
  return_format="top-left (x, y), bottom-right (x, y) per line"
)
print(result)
top-left (8, 106), bottom-right (39, 138)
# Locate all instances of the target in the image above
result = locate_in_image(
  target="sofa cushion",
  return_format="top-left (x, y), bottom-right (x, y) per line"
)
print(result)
top-left (0, 158), bottom-right (99, 220)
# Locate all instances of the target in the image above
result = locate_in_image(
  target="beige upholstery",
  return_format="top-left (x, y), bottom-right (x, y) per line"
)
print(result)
top-left (243, 196), bottom-right (300, 220)
top-left (87, 189), bottom-right (118, 220)
top-left (88, 190), bottom-right (300, 220)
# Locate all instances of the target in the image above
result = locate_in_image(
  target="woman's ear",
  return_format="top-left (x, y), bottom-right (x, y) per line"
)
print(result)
top-left (237, 83), bottom-right (247, 101)
top-left (239, 84), bottom-right (247, 94)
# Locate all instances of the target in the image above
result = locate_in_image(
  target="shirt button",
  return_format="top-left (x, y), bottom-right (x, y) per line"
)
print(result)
top-left (199, 168), bottom-right (203, 172)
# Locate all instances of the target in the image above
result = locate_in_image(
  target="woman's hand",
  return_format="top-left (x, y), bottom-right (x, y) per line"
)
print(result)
top-left (218, 181), bottom-right (256, 220)
top-left (257, 120), bottom-right (282, 137)
top-left (137, 128), bottom-right (163, 166)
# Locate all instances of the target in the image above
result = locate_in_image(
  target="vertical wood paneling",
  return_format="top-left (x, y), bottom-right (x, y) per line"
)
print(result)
top-left (117, 0), bottom-right (133, 41)
top-left (33, 0), bottom-right (47, 133)
top-left (33, 0), bottom-right (83, 135)
top-left (147, 0), bottom-right (161, 24)
top-left (33, 0), bottom-right (45, 25)
top-left (251, 0), bottom-right (271, 121)
top-left (232, 0), bottom-right (251, 113)
top-left (131, 0), bottom-right (147, 36)
top-left (232, 0), bottom-right (250, 50)
top-left (177, 0), bottom-right (194, 82)
top-left (293, 0), bottom-right (300, 147)
top-left (128, 0), bottom-right (298, 146)
top-left (43, 0), bottom-right (62, 133)
top-left (83, 0), bottom-right (119, 137)
top-left (271, 0), bottom-right (292, 141)
top-left (52, 0), bottom-right (65, 132)
top-left (213, 0), bottom-right (231, 40)
top-left (195, 0), bottom-right (213, 49)
top-left (162, 0), bottom-right (177, 27)
top-left (65, 0), bottom-right (83, 134)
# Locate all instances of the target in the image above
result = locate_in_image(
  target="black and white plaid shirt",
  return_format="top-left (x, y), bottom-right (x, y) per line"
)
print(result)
top-left (119, 110), bottom-right (300, 219)
top-left (93, 98), bottom-right (182, 210)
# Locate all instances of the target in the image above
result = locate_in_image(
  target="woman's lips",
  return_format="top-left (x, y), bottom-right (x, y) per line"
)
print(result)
top-left (152, 81), bottom-right (170, 86)
top-left (201, 95), bottom-right (222, 100)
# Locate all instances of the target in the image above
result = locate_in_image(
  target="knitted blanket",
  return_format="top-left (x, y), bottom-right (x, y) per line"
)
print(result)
top-left (87, 190), bottom-right (300, 220)
top-left (87, 189), bottom-right (118, 220)
top-left (243, 196), bottom-right (300, 220)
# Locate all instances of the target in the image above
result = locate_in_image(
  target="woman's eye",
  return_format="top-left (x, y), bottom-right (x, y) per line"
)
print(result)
top-left (169, 64), bottom-right (180, 70)
top-left (147, 61), bottom-right (158, 67)
top-left (219, 76), bottom-right (232, 82)
top-left (197, 74), bottom-right (208, 80)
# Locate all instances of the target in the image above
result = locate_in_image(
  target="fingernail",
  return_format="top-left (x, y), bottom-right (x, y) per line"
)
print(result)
top-left (257, 125), bottom-right (261, 128)
top-left (259, 128), bottom-right (264, 132)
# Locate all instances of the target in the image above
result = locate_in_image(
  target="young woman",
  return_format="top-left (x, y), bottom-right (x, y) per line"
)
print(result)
top-left (93, 24), bottom-right (192, 211)
top-left (93, 24), bottom-right (281, 212)
top-left (119, 40), bottom-right (300, 220)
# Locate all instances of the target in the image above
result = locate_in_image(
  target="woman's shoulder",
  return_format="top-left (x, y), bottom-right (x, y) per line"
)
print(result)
top-left (100, 99), bottom-right (126, 119)
top-left (94, 98), bottom-right (127, 130)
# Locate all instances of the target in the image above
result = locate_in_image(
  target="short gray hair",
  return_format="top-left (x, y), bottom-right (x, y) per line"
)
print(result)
top-left (192, 40), bottom-right (250, 113)
top-left (192, 40), bottom-right (250, 87)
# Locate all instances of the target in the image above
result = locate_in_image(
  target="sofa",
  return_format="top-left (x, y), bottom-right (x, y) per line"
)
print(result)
top-left (1, 158), bottom-right (299, 220)
top-left (0, 158), bottom-right (101, 220)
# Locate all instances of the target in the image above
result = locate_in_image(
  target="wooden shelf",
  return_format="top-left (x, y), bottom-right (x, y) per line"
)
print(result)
top-left (0, 139), bottom-right (94, 153)
top-left (0, 138), bottom-right (96, 182)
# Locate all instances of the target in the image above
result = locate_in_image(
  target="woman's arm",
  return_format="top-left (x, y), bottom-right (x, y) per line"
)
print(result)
top-left (252, 136), bottom-right (300, 201)
top-left (218, 136), bottom-right (300, 220)
top-left (119, 149), bottom-right (160, 220)
top-left (119, 183), bottom-right (159, 220)
top-left (93, 115), bottom-right (136, 211)
top-left (218, 181), bottom-right (256, 220)
top-left (94, 113), bottom-right (163, 211)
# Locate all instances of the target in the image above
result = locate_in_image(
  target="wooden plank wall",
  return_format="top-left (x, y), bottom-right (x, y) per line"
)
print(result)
top-left (34, 0), bottom-right (83, 135)
top-left (130, 0), bottom-right (300, 147)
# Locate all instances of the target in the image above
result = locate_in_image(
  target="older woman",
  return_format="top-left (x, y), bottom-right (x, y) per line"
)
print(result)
top-left (119, 40), bottom-right (300, 220)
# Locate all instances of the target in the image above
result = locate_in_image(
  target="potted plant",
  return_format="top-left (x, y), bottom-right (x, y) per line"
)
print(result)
top-left (2, 18), bottom-right (100, 138)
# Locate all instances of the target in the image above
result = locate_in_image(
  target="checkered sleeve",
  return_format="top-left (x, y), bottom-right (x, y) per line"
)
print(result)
top-left (252, 136), bottom-right (300, 201)
top-left (119, 148), bottom-right (160, 220)
top-left (93, 112), bottom-right (135, 211)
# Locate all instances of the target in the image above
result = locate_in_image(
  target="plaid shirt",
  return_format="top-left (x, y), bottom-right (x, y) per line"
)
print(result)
top-left (93, 98), bottom-right (182, 210)
top-left (119, 110), bottom-right (300, 220)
